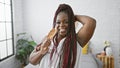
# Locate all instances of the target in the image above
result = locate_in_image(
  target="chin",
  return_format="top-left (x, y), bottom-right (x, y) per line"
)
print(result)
top-left (60, 34), bottom-right (67, 37)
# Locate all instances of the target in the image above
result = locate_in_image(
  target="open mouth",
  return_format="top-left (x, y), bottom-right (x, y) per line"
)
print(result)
top-left (60, 29), bottom-right (66, 33)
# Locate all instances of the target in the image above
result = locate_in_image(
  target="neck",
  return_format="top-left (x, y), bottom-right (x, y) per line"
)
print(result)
top-left (57, 35), bottom-right (66, 43)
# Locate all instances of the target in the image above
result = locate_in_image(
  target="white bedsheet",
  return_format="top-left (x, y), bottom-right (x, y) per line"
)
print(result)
top-left (25, 53), bottom-right (103, 68)
top-left (79, 53), bottom-right (103, 68)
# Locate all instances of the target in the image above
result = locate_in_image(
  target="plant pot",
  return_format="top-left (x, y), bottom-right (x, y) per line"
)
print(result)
top-left (21, 63), bottom-right (25, 68)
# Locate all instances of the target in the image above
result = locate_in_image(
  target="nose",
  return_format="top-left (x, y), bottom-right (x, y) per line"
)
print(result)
top-left (59, 22), bottom-right (64, 27)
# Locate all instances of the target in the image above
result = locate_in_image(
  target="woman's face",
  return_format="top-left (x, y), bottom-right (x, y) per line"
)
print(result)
top-left (55, 12), bottom-right (69, 38)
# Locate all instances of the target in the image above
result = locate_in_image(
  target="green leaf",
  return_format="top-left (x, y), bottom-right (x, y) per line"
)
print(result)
top-left (29, 41), bottom-right (37, 47)
top-left (18, 49), bottom-right (26, 55)
top-left (17, 32), bottom-right (26, 37)
top-left (16, 33), bottom-right (37, 65)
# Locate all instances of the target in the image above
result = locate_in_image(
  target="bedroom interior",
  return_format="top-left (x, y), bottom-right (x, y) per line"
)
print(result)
top-left (0, 0), bottom-right (120, 68)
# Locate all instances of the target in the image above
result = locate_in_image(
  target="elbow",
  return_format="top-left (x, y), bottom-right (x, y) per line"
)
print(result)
top-left (93, 18), bottom-right (96, 25)
top-left (90, 18), bottom-right (96, 29)
top-left (29, 57), bottom-right (38, 65)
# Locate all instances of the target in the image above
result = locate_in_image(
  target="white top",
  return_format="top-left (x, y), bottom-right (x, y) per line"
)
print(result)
top-left (38, 37), bottom-right (101, 68)
top-left (39, 38), bottom-right (82, 68)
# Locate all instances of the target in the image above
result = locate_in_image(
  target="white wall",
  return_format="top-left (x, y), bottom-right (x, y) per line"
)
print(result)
top-left (22, 0), bottom-right (120, 68)
top-left (0, 0), bottom-right (24, 68)
top-left (1, 0), bottom-right (119, 68)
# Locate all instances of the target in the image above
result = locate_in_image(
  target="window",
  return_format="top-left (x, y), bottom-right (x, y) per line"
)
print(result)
top-left (0, 0), bottom-right (14, 61)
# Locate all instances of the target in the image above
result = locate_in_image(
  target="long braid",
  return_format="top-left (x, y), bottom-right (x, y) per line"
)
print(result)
top-left (51, 4), bottom-right (77, 68)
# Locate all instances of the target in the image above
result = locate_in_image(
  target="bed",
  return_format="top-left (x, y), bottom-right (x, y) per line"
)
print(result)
top-left (25, 51), bottom-right (103, 68)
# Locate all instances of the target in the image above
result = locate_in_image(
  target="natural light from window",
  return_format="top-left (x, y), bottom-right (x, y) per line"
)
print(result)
top-left (0, 0), bottom-right (14, 61)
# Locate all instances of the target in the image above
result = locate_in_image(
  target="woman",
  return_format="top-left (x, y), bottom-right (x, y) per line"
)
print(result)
top-left (29, 4), bottom-right (96, 68)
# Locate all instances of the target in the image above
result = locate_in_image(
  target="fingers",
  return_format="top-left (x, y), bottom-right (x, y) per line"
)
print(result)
top-left (42, 38), bottom-right (51, 47)
top-left (36, 39), bottom-right (50, 52)
top-left (37, 37), bottom-right (51, 55)
top-left (39, 46), bottom-right (49, 55)
top-left (55, 24), bottom-right (59, 30)
top-left (43, 46), bottom-right (48, 51)
top-left (36, 46), bottom-right (41, 51)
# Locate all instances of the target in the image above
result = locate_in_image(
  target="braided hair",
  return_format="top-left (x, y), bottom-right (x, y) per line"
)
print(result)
top-left (51, 4), bottom-right (77, 68)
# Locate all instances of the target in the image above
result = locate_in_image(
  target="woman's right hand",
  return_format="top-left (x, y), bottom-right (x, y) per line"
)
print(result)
top-left (29, 38), bottom-right (51, 65)
top-left (38, 38), bottom-right (51, 55)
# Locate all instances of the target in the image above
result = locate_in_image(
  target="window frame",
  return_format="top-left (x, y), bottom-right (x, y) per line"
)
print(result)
top-left (0, 0), bottom-right (14, 62)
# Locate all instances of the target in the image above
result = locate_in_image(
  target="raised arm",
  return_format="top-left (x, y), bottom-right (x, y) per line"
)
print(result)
top-left (75, 15), bottom-right (96, 47)
top-left (29, 47), bottom-right (44, 65)
top-left (29, 37), bottom-right (51, 65)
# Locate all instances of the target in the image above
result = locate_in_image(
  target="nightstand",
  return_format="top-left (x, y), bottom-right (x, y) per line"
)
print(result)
top-left (97, 55), bottom-right (114, 68)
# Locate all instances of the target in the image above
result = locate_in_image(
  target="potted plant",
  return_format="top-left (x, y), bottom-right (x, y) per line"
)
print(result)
top-left (15, 33), bottom-right (37, 67)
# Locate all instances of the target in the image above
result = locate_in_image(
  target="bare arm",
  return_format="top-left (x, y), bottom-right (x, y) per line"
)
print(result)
top-left (29, 37), bottom-right (51, 65)
top-left (29, 48), bottom-right (44, 65)
top-left (75, 15), bottom-right (96, 47)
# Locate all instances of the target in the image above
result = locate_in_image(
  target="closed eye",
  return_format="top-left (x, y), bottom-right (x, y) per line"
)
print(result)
top-left (56, 22), bottom-right (60, 24)
top-left (65, 21), bottom-right (68, 24)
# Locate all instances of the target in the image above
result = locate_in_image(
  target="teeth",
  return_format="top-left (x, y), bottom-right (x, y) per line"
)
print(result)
top-left (60, 29), bottom-right (66, 32)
